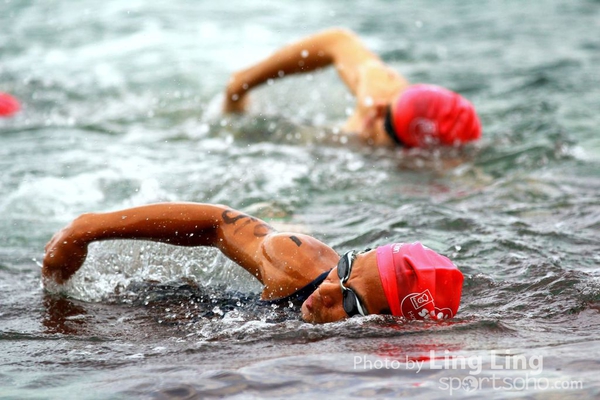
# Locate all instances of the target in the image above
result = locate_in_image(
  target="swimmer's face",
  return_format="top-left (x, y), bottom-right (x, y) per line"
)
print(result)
top-left (300, 249), bottom-right (389, 323)
top-left (360, 106), bottom-right (394, 147)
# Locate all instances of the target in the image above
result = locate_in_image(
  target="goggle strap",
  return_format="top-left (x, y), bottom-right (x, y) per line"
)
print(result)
top-left (355, 296), bottom-right (367, 316)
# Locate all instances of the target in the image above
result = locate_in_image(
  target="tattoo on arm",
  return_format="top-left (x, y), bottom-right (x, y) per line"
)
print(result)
top-left (289, 235), bottom-right (302, 247)
top-left (221, 210), bottom-right (247, 224)
top-left (222, 209), bottom-right (274, 238)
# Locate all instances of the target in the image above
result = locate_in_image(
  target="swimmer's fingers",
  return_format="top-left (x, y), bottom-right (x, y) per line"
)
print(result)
top-left (223, 93), bottom-right (249, 113)
top-left (223, 72), bottom-right (250, 113)
top-left (42, 225), bottom-right (89, 285)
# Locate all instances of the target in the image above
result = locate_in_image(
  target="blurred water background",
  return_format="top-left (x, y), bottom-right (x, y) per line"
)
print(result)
top-left (1, 0), bottom-right (599, 398)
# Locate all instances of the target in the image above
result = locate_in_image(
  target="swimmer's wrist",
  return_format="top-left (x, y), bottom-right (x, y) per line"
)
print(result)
top-left (224, 78), bottom-right (249, 113)
top-left (226, 72), bottom-right (248, 98)
top-left (68, 213), bottom-right (99, 244)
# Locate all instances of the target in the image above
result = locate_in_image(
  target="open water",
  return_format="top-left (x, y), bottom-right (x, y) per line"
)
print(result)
top-left (1, 0), bottom-right (600, 398)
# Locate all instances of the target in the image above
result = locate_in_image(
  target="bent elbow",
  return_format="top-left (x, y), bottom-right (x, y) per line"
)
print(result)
top-left (321, 27), bottom-right (359, 44)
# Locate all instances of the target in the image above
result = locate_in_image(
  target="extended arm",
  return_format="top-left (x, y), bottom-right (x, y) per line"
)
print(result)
top-left (42, 203), bottom-right (274, 284)
top-left (223, 28), bottom-right (381, 112)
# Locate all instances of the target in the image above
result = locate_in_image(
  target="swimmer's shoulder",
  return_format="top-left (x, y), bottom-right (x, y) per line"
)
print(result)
top-left (258, 231), bottom-right (338, 301)
top-left (356, 60), bottom-right (409, 101)
top-left (341, 61), bottom-right (408, 134)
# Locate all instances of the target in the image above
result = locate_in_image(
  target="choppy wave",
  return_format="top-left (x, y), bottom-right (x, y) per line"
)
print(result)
top-left (2, 0), bottom-right (600, 398)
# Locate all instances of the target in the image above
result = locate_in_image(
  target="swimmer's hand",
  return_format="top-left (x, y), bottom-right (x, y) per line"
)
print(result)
top-left (223, 93), bottom-right (248, 113)
top-left (223, 72), bottom-right (250, 113)
top-left (42, 217), bottom-right (89, 285)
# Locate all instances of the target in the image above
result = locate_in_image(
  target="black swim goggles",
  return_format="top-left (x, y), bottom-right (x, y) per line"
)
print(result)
top-left (383, 105), bottom-right (405, 147)
top-left (337, 250), bottom-right (369, 317)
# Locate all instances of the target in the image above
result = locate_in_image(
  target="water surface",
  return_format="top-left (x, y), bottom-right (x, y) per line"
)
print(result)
top-left (1, 0), bottom-right (599, 398)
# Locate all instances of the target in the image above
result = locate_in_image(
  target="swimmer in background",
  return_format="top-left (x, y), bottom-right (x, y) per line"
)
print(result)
top-left (224, 28), bottom-right (481, 149)
top-left (43, 202), bottom-right (463, 324)
top-left (0, 92), bottom-right (21, 117)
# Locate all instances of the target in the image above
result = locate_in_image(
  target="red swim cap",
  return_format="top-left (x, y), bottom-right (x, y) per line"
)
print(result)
top-left (0, 92), bottom-right (21, 117)
top-left (389, 84), bottom-right (481, 147)
top-left (376, 242), bottom-right (463, 321)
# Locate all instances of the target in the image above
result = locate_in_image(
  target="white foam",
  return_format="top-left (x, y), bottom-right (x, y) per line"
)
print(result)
top-left (0, 173), bottom-right (105, 219)
top-left (59, 240), bottom-right (262, 302)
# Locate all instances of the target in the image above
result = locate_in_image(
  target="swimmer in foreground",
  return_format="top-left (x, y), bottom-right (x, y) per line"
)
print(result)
top-left (224, 28), bottom-right (481, 149)
top-left (42, 202), bottom-right (463, 324)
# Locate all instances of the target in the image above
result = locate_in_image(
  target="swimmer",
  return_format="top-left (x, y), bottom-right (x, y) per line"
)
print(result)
top-left (224, 28), bottom-right (481, 148)
top-left (42, 202), bottom-right (463, 324)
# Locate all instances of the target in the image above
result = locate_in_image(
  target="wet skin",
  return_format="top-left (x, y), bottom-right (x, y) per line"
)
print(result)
top-left (357, 100), bottom-right (396, 147)
top-left (300, 249), bottom-right (389, 323)
top-left (43, 203), bottom-right (391, 324)
top-left (223, 28), bottom-right (408, 148)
